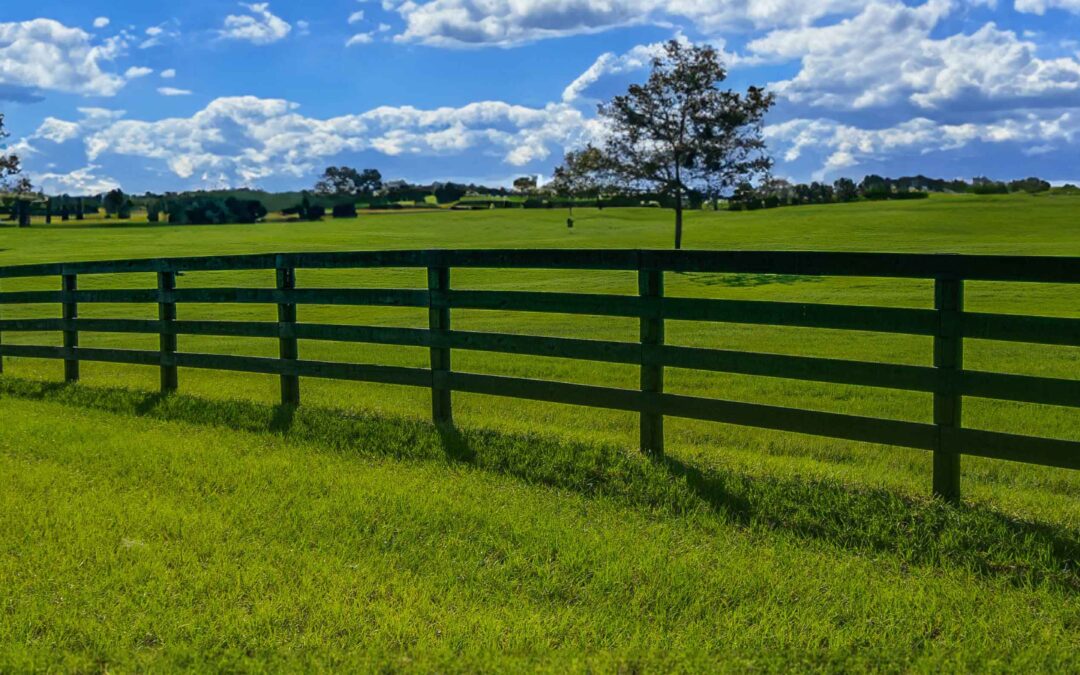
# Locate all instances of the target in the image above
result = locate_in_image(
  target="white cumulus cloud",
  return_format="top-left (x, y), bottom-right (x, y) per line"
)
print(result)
top-left (220, 3), bottom-right (292, 45)
top-left (0, 19), bottom-right (136, 97)
top-left (74, 95), bottom-right (590, 185)
top-left (1015, 0), bottom-right (1080, 14)
top-left (748, 0), bottom-right (1080, 111)
top-left (386, 0), bottom-right (865, 47)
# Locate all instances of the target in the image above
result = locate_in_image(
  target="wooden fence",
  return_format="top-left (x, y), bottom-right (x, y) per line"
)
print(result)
top-left (0, 249), bottom-right (1077, 502)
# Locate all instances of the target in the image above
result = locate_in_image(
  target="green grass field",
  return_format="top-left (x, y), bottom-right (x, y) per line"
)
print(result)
top-left (1, 193), bottom-right (1078, 670)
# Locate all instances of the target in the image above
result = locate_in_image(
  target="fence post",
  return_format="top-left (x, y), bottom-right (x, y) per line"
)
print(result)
top-left (62, 273), bottom-right (79, 383)
top-left (428, 260), bottom-right (453, 425)
top-left (158, 270), bottom-right (178, 393)
top-left (639, 258), bottom-right (664, 456)
top-left (0, 278), bottom-right (4, 376)
top-left (276, 259), bottom-right (300, 407)
top-left (933, 277), bottom-right (963, 503)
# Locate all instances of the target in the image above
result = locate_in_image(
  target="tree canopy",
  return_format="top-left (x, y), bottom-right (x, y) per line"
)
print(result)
top-left (596, 39), bottom-right (775, 248)
top-left (0, 114), bottom-right (23, 191)
top-left (314, 166), bottom-right (383, 196)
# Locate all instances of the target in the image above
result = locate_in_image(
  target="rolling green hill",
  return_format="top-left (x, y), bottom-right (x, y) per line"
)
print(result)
top-left (1, 193), bottom-right (1077, 671)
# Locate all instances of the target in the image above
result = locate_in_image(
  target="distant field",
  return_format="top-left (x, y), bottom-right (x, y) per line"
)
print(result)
top-left (1, 193), bottom-right (1078, 670)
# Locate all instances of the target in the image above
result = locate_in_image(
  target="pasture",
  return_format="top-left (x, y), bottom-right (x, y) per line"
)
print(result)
top-left (1, 193), bottom-right (1078, 671)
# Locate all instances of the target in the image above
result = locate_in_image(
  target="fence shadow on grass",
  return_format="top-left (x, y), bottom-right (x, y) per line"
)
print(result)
top-left (1, 375), bottom-right (1076, 592)
top-left (676, 272), bottom-right (827, 288)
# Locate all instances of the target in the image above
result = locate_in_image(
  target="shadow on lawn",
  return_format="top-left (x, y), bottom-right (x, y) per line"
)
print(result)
top-left (676, 272), bottom-right (827, 288)
top-left (2, 375), bottom-right (1076, 592)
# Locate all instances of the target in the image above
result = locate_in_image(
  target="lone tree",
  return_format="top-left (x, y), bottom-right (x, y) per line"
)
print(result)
top-left (513, 176), bottom-right (538, 194)
top-left (597, 40), bottom-right (775, 249)
top-left (315, 166), bottom-right (382, 197)
top-left (103, 188), bottom-right (126, 218)
top-left (1, 113), bottom-right (26, 224)
top-left (0, 114), bottom-right (20, 187)
top-left (549, 144), bottom-right (610, 226)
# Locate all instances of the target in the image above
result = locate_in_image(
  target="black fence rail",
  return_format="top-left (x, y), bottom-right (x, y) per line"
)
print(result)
top-left (0, 249), bottom-right (1077, 502)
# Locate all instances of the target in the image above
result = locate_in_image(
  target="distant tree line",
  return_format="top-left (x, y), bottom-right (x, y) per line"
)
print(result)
top-left (727, 174), bottom-right (1056, 211)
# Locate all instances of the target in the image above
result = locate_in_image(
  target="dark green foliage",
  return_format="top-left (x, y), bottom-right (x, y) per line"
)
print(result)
top-left (0, 113), bottom-right (21, 189)
top-left (433, 183), bottom-right (468, 203)
top-left (285, 192), bottom-right (325, 221)
top-left (315, 166), bottom-right (382, 196)
top-left (15, 197), bottom-right (30, 227)
top-left (166, 196), bottom-right (267, 225)
top-left (833, 177), bottom-right (858, 202)
top-left (1008, 177), bottom-right (1052, 193)
top-left (597, 39), bottom-right (775, 249)
top-left (102, 189), bottom-right (126, 217)
top-left (332, 203), bottom-right (358, 218)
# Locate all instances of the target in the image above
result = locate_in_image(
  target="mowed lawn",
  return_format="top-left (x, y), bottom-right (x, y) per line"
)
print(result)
top-left (1, 194), bottom-right (1078, 670)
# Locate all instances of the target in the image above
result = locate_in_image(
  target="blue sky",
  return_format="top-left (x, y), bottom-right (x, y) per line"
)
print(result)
top-left (1, 0), bottom-right (1079, 194)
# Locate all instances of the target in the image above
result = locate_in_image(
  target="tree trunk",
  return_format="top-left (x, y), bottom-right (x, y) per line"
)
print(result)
top-left (674, 192), bottom-right (683, 250)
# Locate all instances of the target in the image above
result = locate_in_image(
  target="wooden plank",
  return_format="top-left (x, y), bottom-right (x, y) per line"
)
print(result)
top-left (0, 288), bottom-right (160, 306)
top-left (656, 393), bottom-right (939, 450)
top-left (173, 352), bottom-right (282, 374)
top-left (172, 320), bottom-right (279, 338)
top-left (442, 249), bottom-right (640, 270)
top-left (0, 345), bottom-right (68, 360)
top-left (448, 290), bottom-right (642, 317)
top-left (661, 298), bottom-right (939, 335)
top-left (292, 360), bottom-right (431, 387)
top-left (0, 291), bottom-right (65, 305)
top-left (650, 251), bottom-right (1080, 283)
top-left (2, 250), bottom-right (1077, 283)
top-left (656, 345), bottom-right (938, 392)
top-left (960, 370), bottom-right (1080, 408)
top-left (428, 264), bottom-right (452, 425)
top-left (282, 250), bottom-right (431, 269)
top-left (437, 330), bottom-right (639, 363)
top-left (293, 323), bottom-right (430, 346)
top-left (0, 344), bottom-right (161, 367)
top-left (0, 318), bottom-right (67, 332)
top-left (961, 312), bottom-right (1080, 346)
top-left (62, 274), bottom-right (79, 383)
top-left (168, 351), bottom-right (431, 387)
top-left (0, 318), bottom-right (276, 338)
top-left (442, 371), bottom-right (643, 412)
top-left (171, 287), bottom-right (429, 307)
top-left (639, 265), bottom-right (664, 455)
top-left (74, 347), bottom-right (162, 366)
top-left (933, 279), bottom-right (963, 503)
top-left (948, 428), bottom-right (1080, 470)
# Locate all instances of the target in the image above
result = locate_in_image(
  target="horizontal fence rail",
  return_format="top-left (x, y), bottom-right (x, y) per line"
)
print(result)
top-left (0, 249), bottom-right (1077, 503)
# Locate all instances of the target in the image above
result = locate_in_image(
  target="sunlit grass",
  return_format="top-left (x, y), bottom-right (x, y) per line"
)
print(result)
top-left (1, 194), bottom-right (1078, 670)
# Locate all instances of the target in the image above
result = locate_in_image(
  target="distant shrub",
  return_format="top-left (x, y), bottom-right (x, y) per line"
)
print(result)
top-left (971, 182), bottom-right (1009, 195)
top-left (167, 196), bottom-right (267, 225)
top-left (332, 203), bottom-right (358, 218)
top-left (307, 205), bottom-right (326, 220)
